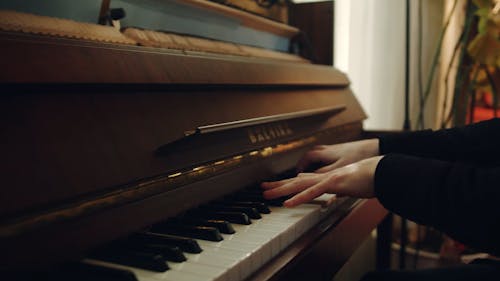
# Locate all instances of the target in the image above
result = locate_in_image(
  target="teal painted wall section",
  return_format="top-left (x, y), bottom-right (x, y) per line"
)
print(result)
top-left (0, 0), bottom-right (289, 51)
top-left (115, 0), bottom-right (288, 51)
top-left (0, 0), bottom-right (102, 23)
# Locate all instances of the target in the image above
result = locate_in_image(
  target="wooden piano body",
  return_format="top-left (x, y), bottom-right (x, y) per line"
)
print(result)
top-left (0, 29), bottom-right (387, 280)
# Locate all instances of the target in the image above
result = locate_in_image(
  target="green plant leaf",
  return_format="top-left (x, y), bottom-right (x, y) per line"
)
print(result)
top-left (473, 0), bottom-right (492, 8)
top-left (475, 8), bottom-right (490, 34)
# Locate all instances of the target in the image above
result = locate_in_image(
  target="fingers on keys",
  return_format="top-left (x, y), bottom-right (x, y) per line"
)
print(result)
top-left (315, 160), bottom-right (345, 173)
top-left (260, 178), bottom-right (294, 190)
top-left (261, 173), bottom-right (319, 200)
top-left (296, 146), bottom-right (328, 172)
top-left (284, 181), bottom-right (328, 207)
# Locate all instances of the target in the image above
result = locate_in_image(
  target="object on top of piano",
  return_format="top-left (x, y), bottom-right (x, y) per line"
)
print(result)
top-left (121, 27), bottom-right (308, 63)
top-left (205, 0), bottom-right (289, 23)
top-left (0, 9), bottom-right (306, 63)
top-left (172, 0), bottom-right (298, 37)
top-left (0, 10), bottom-right (136, 45)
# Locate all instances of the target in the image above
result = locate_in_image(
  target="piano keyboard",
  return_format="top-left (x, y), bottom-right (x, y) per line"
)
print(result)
top-left (73, 189), bottom-right (341, 281)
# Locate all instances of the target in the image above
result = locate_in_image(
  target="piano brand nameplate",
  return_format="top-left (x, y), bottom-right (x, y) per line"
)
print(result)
top-left (156, 105), bottom-right (345, 159)
top-left (247, 122), bottom-right (293, 144)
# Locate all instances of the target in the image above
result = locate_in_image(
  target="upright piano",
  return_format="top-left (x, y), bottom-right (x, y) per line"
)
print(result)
top-left (0, 10), bottom-right (388, 281)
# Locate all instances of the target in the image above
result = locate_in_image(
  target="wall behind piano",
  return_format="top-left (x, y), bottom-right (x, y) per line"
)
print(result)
top-left (0, 0), bottom-right (289, 51)
top-left (0, 0), bottom-right (102, 23)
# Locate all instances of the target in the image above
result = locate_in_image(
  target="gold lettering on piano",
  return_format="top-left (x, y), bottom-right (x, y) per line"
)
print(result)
top-left (277, 126), bottom-right (286, 136)
top-left (249, 133), bottom-right (257, 143)
top-left (262, 128), bottom-right (271, 141)
top-left (247, 122), bottom-right (293, 144)
top-left (257, 131), bottom-right (266, 142)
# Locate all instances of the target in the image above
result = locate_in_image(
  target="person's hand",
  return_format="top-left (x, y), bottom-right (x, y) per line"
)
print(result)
top-left (296, 139), bottom-right (380, 173)
top-left (262, 156), bottom-right (383, 207)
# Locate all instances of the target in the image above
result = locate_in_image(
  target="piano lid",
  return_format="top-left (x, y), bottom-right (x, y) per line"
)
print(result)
top-left (0, 32), bottom-right (349, 86)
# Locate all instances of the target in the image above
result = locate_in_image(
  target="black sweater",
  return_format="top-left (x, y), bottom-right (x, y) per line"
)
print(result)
top-left (374, 118), bottom-right (500, 256)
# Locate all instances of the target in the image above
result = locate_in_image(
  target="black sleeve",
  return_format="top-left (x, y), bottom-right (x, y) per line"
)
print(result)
top-left (374, 154), bottom-right (500, 256)
top-left (379, 118), bottom-right (500, 166)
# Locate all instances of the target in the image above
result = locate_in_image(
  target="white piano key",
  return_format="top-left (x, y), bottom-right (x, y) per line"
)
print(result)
top-left (85, 199), bottom-right (341, 281)
top-left (184, 252), bottom-right (239, 281)
top-left (157, 270), bottom-right (211, 281)
top-left (195, 228), bottom-right (278, 279)
top-left (84, 259), bottom-right (207, 281)
top-left (191, 242), bottom-right (253, 279)
top-left (199, 242), bottom-right (260, 278)
top-left (231, 225), bottom-right (282, 257)
top-left (250, 229), bottom-right (281, 257)
top-left (197, 238), bottom-right (258, 252)
top-left (167, 261), bottom-right (227, 281)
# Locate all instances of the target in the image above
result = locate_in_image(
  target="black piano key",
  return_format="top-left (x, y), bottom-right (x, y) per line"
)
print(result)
top-left (243, 186), bottom-right (292, 203)
top-left (187, 210), bottom-right (251, 225)
top-left (239, 190), bottom-right (290, 201)
top-left (253, 190), bottom-right (291, 206)
top-left (201, 204), bottom-right (262, 219)
top-left (131, 232), bottom-right (202, 253)
top-left (228, 193), bottom-right (263, 201)
top-left (278, 170), bottom-right (299, 180)
top-left (143, 244), bottom-right (187, 263)
top-left (170, 217), bottom-right (235, 234)
top-left (90, 249), bottom-right (168, 272)
top-left (267, 198), bottom-right (287, 206)
top-left (236, 191), bottom-right (266, 199)
top-left (215, 200), bottom-right (271, 214)
top-left (115, 240), bottom-right (187, 263)
top-left (151, 224), bottom-right (223, 242)
top-left (241, 188), bottom-right (264, 194)
top-left (58, 262), bottom-right (138, 281)
top-left (262, 170), bottom-right (296, 181)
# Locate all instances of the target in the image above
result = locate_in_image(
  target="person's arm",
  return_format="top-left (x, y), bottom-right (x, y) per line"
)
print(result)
top-left (380, 118), bottom-right (500, 166)
top-left (375, 153), bottom-right (500, 256)
top-left (263, 153), bottom-right (500, 256)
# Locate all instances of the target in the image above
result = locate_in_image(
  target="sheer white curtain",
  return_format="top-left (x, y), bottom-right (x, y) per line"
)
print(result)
top-left (335, 0), bottom-right (406, 130)
top-left (335, 0), bottom-right (444, 130)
